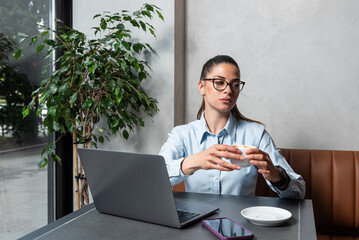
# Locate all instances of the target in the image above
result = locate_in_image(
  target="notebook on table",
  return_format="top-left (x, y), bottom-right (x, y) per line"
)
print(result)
top-left (78, 148), bottom-right (219, 228)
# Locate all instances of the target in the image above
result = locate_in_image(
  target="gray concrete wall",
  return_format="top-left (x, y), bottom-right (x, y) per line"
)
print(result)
top-left (74, 1), bottom-right (359, 152)
top-left (185, 0), bottom-right (359, 150)
top-left (73, 0), bottom-right (174, 154)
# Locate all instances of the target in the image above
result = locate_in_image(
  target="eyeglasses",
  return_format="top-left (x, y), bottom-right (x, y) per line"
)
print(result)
top-left (201, 78), bottom-right (245, 92)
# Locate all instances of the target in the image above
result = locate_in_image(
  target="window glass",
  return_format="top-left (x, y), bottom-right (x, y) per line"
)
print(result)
top-left (0, 0), bottom-right (52, 238)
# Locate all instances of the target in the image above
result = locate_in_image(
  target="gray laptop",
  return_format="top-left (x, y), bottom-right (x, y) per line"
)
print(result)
top-left (78, 148), bottom-right (219, 228)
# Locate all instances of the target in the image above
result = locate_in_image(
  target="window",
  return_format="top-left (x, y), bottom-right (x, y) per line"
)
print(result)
top-left (0, 0), bottom-right (53, 238)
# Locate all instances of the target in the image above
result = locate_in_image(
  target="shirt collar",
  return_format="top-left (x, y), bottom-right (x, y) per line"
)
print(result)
top-left (197, 111), bottom-right (236, 143)
top-left (197, 113), bottom-right (208, 143)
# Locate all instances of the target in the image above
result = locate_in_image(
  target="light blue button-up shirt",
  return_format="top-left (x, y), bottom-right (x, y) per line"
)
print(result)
top-left (159, 113), bottom-right (305, 199)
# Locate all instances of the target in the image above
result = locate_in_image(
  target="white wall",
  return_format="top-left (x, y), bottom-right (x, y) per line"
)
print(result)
top-left (185, 0), bottom-right (359, 150)
top-left (73, 0), bottom-right (174, 154)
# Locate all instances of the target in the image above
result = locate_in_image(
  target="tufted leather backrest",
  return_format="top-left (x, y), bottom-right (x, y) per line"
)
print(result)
top-left (256, 148), bottom-right (359, 231)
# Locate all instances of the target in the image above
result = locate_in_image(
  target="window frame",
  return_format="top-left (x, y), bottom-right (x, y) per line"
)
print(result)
top-left (47, 0), bottom-right (74, 223)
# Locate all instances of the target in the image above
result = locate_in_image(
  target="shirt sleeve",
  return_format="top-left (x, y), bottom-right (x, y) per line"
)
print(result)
top-left (158, 127), bottom-right (188, 187)
top-left (258, 130), bottom-right (306, 199)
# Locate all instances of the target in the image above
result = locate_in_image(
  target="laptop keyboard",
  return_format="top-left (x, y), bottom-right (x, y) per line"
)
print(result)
top-left (177, 209), bottom-right (200, 223)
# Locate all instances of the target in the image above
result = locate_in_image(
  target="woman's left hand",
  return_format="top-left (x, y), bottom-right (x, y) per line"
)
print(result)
top-left (243, 148), bottom-right (281, 182)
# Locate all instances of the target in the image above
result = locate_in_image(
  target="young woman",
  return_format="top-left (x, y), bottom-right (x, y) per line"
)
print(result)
top-left (159, 55), bottom-right (305, 199)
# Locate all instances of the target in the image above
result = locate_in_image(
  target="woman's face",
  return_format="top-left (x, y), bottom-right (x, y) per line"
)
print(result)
top-left (198, 63), bottom-right (240, 115)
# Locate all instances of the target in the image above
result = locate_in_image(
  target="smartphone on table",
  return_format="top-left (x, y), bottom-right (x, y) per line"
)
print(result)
top-left (202, 217), bottom-right (254, 240)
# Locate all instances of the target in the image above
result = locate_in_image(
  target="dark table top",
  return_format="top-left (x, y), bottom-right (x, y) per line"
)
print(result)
top-left (20, 192), bottom-right (316, 240)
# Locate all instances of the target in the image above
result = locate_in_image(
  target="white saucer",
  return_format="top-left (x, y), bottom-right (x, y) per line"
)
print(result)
top-left (241, 206), bottom-right (292, 226)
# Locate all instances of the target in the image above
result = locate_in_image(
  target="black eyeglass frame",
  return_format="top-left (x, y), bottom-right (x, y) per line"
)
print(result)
top-left (201, 78), bottom-right (246, 92)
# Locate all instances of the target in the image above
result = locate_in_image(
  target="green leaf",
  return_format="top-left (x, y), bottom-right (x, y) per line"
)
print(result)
top-left (109, 80), bottom-right (116, 90)
top-left (139, 64), bottom-right (144, 71)
top-left (117, 23), bottom-right (125, 31)
top-left (44, 38), bottom-right (56, 46)
top-left (59, 65), bottom-right (70, 73)
top-left (123, 129), bottom-right (129, 140)
top-left (37, 45), bottom-right (45, 52)
top-left (139, 118), bottom-right (145, 127)
top-left (41, 31), bottom-right (49, 36)
top-left (145, 43), bottom-right (155, 53)
top-left (31, 36), bottom-right (38, 46)
top-left (28, 99), bottom-right (35, 109)
top-left (100, 18), bottom-right (107, 30)
top-left (116, 94), bottom-right (123, 105)
top-left (66, 120), bottom-right (74, 132)
top-left (53, 121), bottom-right (61, 131)
top-left (101, 98), bottom-right (112, 110)
top-left (121, 61), bottom-right (127, 71)
top-left (48, 106), bottom-right (57, 116)
top-left (49, 84), bottom-right (58, 94)
top-left (115, 87), bottom-right (120, 96)
top-left (48, 143), bottom-right (56, 154)
top-left (144, 96), bottom-right (151, 107)
top-left (69, 32), bottom-right (79, 40)
top-left (156, 10), bottom-right (164, 21)
top-left (99, 136), bottom-right (104, 143)
top-left (113, 119), bottom-right (119, 127)
top-left (139, 71), bottom-right (147, 81)
top-left (149, 28), bottom-right (156, 37)
top-left (41, 66), bottom-right (48, 75)
top-left (134, 62), bottom-right (139, 72)
top-left (93, 14), bottom-right (101, 19)
top-left (130, 20), bottom-right (140, 28)
top-left (145, 4), bottom-right (154, 12)
top-left (14, 49), bottom-right (22, 60)
top-left (121, 40), bottom-right (130, 50)
top-left (142, 10), bottom-right (152, 18)
top-left (132, 43), bottom-right (142, 53)
top-left (89, 64), bottom-right (96, 74)
top-left (22, 106), bottom-right (30, 119)
top-left (83, 98), bottom-right (93, 109)
top-left (114, 42), bottom-right (120, 51)
top-left (38, 157), bottom-right (48, 168)
top-left (139, 21), bottom-right (146, 31)
top-left (70, 92), bottom-right (78, 104)
top-left (59, 84), bottom-right (69, 95)
top-left (54, 154), bottom-right (62, 164)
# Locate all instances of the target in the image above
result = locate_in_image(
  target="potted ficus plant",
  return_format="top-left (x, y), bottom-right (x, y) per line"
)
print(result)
top-left (16, 3), bottom-right (164, 209)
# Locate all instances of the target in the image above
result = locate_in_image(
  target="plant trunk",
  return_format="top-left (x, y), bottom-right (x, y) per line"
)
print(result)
top-left (80, 140), bottom-right (89, 208)
top-left (73, 120), bottom-right (90, 209)
top-left (73, 127), bottom-right (80, 210)
top-left (73, 132), bottom-right (90, 209)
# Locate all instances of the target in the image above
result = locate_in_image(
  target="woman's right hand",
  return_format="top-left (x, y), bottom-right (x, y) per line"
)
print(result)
top-left (181, 144), bottom-right (242, 176)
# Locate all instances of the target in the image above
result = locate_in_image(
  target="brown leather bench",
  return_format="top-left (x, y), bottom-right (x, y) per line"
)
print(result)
top-left (173, 148), bottom-right (359, 239)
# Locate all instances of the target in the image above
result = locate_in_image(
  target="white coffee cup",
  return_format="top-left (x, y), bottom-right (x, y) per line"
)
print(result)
top-left (230, 145), bottom-right (255, 168)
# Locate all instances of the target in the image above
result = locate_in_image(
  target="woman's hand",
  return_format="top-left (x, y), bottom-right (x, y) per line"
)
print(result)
top-left (181, 144), bottom-right (242, 175)
top-left (244, 148), bottom-right (281, 182)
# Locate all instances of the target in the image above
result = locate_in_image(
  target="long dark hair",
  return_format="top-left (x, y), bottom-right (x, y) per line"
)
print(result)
top-left (197, 55), bottom-right (263, 125)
